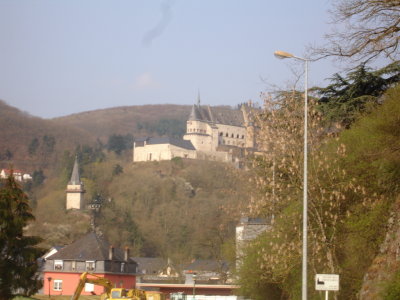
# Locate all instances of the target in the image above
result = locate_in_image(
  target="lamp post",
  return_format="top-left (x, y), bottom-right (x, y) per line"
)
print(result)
top-left (274, 50), bottom-right (309, 300)
top-left (47, 277), bottom-right (52, 298)
top-left (192, 273), bottom-right (196, 300)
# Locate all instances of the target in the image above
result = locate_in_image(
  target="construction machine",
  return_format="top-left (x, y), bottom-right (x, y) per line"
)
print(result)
top-left (71, 272), bottom-right (146, 300)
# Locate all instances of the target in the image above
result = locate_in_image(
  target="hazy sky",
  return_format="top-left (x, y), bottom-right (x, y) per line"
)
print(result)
top-left (0, 1), bottom-right (362, 118)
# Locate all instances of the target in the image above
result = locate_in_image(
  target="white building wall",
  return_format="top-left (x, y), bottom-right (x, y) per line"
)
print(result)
top-left (66, 187), bottom-right (84, 210)
top-left (133, 144), bottom-right (196, 162)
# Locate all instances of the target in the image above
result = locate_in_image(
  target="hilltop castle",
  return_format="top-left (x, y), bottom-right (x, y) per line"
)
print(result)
top-left (133, 98), bottom-right (259, 164)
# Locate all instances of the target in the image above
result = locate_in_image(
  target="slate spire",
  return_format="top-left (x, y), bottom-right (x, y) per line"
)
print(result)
top-left (69, 155), bottom-right (81, 185)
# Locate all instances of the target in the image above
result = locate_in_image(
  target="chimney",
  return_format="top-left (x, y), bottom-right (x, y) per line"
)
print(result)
top-left (124, 247), bottom-right (130, 262)
top-left (109, 246), bottom-right (114, 260)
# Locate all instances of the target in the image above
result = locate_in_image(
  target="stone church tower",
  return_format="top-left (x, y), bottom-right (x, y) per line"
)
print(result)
top-left (66, 156), bottom-right (85, 210)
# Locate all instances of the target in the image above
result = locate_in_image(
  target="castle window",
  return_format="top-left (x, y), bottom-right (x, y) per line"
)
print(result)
top-left (237, 134), bottom-right (239, 138)
top-left (226, 133), bottom-right (228, 137)
top-left (231, 134), bottom-right (234, 138)
top-left (242, 135), bottom-right (245, 139)
top-left (219, 132), bottom-right (223, 136)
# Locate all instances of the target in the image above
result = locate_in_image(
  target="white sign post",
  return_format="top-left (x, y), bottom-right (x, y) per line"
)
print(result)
top-left (315, 274), bottom-right (339, 300)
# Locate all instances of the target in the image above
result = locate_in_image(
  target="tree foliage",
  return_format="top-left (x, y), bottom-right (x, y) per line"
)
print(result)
top-left (315, 0), bottom-right (400, 63)
top-left (136, 118), bottom-right (186, 138)
top-left (315, 62), bottom-right (400, 127)
top-left (107, 134), bottom-right (133, 155)
top-left (240, 84), bottom-right (400, 299)
top-left (0, 173), bottom-right (45, 299)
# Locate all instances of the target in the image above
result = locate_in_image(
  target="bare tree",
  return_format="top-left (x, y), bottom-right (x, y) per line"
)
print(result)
top-left (314, 0), bottom-right (400, 63)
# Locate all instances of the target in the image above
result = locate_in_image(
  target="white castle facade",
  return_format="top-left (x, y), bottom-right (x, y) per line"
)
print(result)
top-left (133, 100), bottom-right (258, 164)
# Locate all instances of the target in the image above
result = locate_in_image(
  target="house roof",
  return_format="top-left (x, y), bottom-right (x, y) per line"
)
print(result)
top-left (137, 137), bottom-right (196, 150)
top-left (131, 257), bottom-right (167, 274)
top-left (69, 156), bottom-right (81, 185)
top-left (239, 217), bottom-right (269, 225)
top-left (183, 259), bottom-right (229, 273)
top-left (47, 232), bottom-right (132, 262)
top-left (1, 169), bottom-right (24, 175)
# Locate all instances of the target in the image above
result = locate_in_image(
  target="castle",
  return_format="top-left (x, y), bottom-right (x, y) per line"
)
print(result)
top-left (133, 98), bottom-right (259, 164)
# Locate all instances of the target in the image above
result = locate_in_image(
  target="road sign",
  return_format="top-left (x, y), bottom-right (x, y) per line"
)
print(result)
top-left (315, 274), bottom-right (339, 291)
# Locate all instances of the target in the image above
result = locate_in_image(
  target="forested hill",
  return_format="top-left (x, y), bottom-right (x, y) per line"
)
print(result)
top-left (0, 100), bottom-right (94, 171)
top-left (0, 102), bottom-right (193, 172)
top-left (52, 104), bottom-right (192, 141)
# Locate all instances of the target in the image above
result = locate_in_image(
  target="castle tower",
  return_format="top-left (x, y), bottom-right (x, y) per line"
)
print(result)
top-left (66, 156), bottom-right (85, 210)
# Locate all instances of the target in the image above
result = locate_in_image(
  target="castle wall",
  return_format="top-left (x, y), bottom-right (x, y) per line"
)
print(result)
top-left (133, 144), bottom-right (196, 162)
top-left (183, 133), bottom-right (214, 152)
top-left (215, 124), bottom-right (247, 148)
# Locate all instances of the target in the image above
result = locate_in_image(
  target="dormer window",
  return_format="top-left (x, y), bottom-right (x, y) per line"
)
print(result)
top-left (54, 260), bottom-right (63, 270)
top-left (86, 261), bottom-right (95, 271)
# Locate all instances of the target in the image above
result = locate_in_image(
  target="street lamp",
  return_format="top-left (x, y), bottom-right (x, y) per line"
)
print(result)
top-left (192, 273), bottom-right (196, 300)
top-left (47, 277), bottom-right (52, 298)
top-left (274, 50), bottom-right (309, 300)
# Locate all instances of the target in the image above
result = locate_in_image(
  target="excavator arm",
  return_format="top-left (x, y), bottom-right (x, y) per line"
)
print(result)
top-left (71, 272), bottom-right (113, 300)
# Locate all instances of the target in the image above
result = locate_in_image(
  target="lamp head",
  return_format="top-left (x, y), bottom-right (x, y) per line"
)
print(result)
top-left (274, 50), bottom-right (294, 59)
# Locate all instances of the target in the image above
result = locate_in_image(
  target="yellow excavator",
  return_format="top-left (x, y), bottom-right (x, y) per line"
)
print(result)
top-left (71, 272), bottom-right (147, 300)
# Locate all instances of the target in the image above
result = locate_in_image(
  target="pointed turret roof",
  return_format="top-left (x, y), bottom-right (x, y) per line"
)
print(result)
top-left (69, 156), bottom-right (81, 185)
top-left (188, 104), bottom-right (202, 121)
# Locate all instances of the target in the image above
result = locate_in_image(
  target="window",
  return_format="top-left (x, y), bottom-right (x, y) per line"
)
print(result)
top-left (54, 260), bottom-right (63, 270)
top-left (225, 133), bottom-right (228, 137)
top-left (237, 134), bottom-right (239, 138)
top-left (86, 261), bottom-right (95, 271)
top-left (53, 280), bottom-right (62, 291)
top-left (242, 135), bottom-right (245, 139)
top-left (219, 132), bottom-right (223, 136)
top-left (121, 262), bottom-right (125, 273)
top-left (231, 133), bottom-right (234, 138)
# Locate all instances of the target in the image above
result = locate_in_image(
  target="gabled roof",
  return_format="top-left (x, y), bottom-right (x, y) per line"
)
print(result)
top-left (132, 257), bottom-right (167, 274)
top-left (47, 232), bottom-right (131, 262)
top-left (184, 259), bottom-right (229, 273)
top-left (69, 156), bottom-right (81, 185)
top-left (140, 137), bottom-right (196, 150)
top-left (239, 217), bottom-right (268, 225)
top-left (188, 105), bottom-right (245, 127)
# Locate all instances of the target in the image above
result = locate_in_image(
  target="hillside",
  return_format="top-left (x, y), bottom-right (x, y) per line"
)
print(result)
top-left (52, 104), bottom-right (192, 141)
top-left (28, 157), bottom-right (251, 266)
top-left (0, 101), bottom-right (193, 174)
top-left (0, 100), bottom-right (95, 172)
